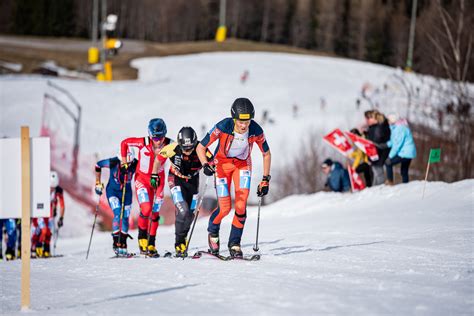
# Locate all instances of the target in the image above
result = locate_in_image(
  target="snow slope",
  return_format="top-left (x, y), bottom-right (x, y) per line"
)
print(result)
top-left (1, 180), bottom-right (473, 315)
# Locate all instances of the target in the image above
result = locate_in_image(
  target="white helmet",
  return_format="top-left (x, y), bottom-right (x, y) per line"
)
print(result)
top-left (50, 171), bottom-right (59, 188)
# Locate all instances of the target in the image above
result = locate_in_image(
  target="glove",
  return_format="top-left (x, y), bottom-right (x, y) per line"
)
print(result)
top-left (385, 157), bottom-right (392, 166)
top-left (203, 163), bottom-right (215, 176)
top-left (95, 182), bottom-right (104, 195)
top-left (58, 217), bottom-right (64, 228)
top-left (120, 162), bottom-right (129, 174)
top-left (257, 175), bottom-right (271, 197)
top-left (150, 173), bottom-right (160, 189)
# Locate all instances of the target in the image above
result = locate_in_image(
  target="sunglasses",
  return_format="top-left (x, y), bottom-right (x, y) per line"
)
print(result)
top-left (151, 136), bottom-right (165, 142)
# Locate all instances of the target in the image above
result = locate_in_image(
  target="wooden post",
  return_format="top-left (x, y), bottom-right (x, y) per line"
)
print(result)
top-left (422, 161), bottom-right (430, 200)
top-left (21, 126), bottom-right (31, 310)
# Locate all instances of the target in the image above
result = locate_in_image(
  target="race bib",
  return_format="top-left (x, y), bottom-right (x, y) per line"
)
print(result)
top-left (153, 197), bottom-right (163, 213)
top-left (239, 170), bottom-right (251, 189)
top-left (190, 194), bottom-right (199, 211)
top-left (171, 186), bottom-right (184, 204)
top-left (216, 177), bottom-right (229, 198)
top-left (108, 196), bottom-right (120, 210)
top-left (137, 187), bottom-right (150, 203)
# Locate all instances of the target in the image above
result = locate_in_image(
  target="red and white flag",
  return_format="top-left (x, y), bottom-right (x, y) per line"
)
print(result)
top-left (323, 128), bottom-right (353, 156)
top-left (347, 164), bottom-right (366, 192)
top-left (345, 132), bottom-right (379, 161)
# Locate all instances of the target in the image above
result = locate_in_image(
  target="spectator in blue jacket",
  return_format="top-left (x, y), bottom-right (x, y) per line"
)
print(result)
top-left (322, 158), bottom-right (351, 192)
top-left (385, 113), bottom-right (417, 184)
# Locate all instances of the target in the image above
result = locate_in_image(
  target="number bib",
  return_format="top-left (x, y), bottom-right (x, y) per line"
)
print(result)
top-left (171, 186), bottom-right (184, 204)
top-left (239, 170), bottom-right (251, 189)
top-left (216, 177), bottom-right (230, 198)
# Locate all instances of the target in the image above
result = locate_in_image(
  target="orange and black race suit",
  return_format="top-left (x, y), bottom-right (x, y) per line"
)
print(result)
top-left (200, 117), bottom-right (269, 247)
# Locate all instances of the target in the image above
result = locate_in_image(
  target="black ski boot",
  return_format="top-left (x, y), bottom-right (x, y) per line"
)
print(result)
top-left (5, 247), bottom-right (15, 261)
top-left (43, 243), bottom-right (51, 258)
top-left (229, 244), bottom-right (243, 258)
top-left (112, 232), bottom-right (120, 255)
top-left (119, 232), bottom-right (130, 255)
top-left (147, 235), bottom-right (159, 258)
top-left (208, 233), bottom-right (220, 255)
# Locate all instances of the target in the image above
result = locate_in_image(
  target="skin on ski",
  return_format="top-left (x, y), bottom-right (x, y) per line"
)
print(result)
top-left (192, 250), bottom-right (260, 261)
top-left (31, 254), bottom-right (65, 259)
top-left (110, 251), bottom-right (174, 259)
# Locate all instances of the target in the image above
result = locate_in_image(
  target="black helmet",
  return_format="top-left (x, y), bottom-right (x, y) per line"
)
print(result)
top-left (231, 98), bottom-right (255, 120)
top-left (177, 126), bottom-right (197, 151)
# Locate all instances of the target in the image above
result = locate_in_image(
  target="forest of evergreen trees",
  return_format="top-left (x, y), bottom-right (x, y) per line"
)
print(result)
top-left (0, 0), bottom-right (472, 81)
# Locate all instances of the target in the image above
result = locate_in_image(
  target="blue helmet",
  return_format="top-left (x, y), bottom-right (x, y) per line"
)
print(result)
top-left (148, 118), bottom-right (167, 138)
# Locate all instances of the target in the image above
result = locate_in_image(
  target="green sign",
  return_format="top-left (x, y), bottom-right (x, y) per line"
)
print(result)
top-left (429, 148), bottom-right (441, 163)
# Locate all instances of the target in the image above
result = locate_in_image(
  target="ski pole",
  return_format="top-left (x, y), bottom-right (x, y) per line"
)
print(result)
top-left (86, 199), bottom-right (101, 260)
top-left (183, 176), bottom-right (209, 259)
top-left (253, 197), bottom-right (262, 252)
top-left (53, 224), bottom-right (60, 256)
top-left (118, 174), bottom-right (128, 249)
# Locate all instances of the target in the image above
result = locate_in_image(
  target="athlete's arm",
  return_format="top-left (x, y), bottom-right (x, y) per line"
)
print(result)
top-left (262, 150), bottom-right (271, 177)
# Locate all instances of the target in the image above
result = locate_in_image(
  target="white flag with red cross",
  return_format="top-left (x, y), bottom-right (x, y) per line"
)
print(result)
top-left (345, 132), bottom-right (379, 161)
top-left (347, 164), bottom-right (366, 192)
top-left (323, 128), bottom-right (353, 156)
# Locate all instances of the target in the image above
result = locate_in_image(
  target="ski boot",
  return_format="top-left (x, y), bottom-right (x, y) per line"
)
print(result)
top-left (5, 247), bottom-right (16, 261)
top-left (112, 232), bottom-right (120, 255)
top-left (118, 232), bottom-right (130, 256)
top-left (208, 233), bottom-right (220, 255)
top-left (147, 235), bottom-right (159, 258)
top-left (228, 244), bottom-right (243, 258)
top-left (138, 228), bottom-right (148, 255)
top-left (35, 242), bottom-right (44, 258)
top-left (43, 243), bottom-right (51, 258)
top-left (175, 240), bottom-right (188, 258)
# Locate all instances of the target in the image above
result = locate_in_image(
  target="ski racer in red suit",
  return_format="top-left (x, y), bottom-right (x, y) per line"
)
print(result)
top-left (31, 171), bottom-right (65, 258)
top-left (120, 118), bottom-right (171, 257)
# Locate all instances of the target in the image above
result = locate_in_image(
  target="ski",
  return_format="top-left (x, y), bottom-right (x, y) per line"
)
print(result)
top-left (192, 250), bottom-right (260, 261)
top-left (31, 254), bottom-right (65, 259)
top-left (110, 252), bottom-right (138, 259)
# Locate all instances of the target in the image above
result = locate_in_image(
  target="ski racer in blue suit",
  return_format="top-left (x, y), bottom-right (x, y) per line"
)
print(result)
top-left (95, 154), bottom-right (137, 255)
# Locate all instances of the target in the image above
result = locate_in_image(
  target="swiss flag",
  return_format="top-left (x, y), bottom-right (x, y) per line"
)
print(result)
top-left (345, 132), bottom-right (379, 161)
top-left (348, 164), bottom-right (366, 192)
top-left (323, 128), bottom-right (353, 156)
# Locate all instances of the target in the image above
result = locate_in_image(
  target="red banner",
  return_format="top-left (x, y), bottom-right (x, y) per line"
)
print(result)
top-left (347, 164), bottom-right (366, 192)
top-left (345, 132), bottom-right (379, 161)
top-left (323, 129), bottom-right (353, 156)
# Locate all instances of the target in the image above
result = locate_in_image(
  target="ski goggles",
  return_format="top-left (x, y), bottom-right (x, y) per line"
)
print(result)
top-left (151, 136), bottom-right (165, 142)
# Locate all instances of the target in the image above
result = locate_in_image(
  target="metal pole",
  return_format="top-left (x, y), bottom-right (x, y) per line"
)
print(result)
top-left (219, 0), bottom-right (226, 26)
top-left (405, 0), bottom-right (418, 71)
top-left (92, 0), bottom-right (99, 46)
top-left (100, 0), bottom-right (107, 70)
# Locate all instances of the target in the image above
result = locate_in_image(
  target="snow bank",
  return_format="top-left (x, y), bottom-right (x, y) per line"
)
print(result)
top-left (1, 180), bottom-right (472, 315)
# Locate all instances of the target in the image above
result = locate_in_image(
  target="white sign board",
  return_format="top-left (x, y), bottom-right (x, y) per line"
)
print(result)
top-left (0, 137), bottom-right (50, 219)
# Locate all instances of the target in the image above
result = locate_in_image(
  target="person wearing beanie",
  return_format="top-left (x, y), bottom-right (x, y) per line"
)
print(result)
top-left (321, 158), bottom-right (351, 193)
